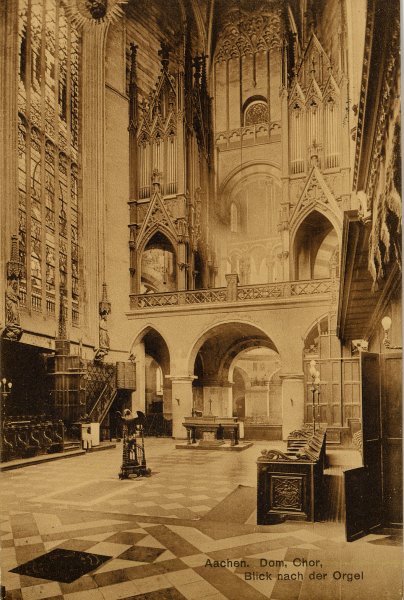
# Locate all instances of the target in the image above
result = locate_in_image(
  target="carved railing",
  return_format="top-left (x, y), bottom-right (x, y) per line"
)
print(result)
top-left (130, 278), bottom-right (337, 310)
top-left (136, 293), bottom-right (180, 309)
top-left (290, 280), bottom-right (333, 296)
top-left (185, 289), bottom-right (227, 304)
top-left (237, 283), bottom-right (284, 300)
top-left (215, 121), bottom-right (281, 149)
top-left (85, 361), bottom-right (117, 426)
top-left (89, 379), bottom-right (117, 426)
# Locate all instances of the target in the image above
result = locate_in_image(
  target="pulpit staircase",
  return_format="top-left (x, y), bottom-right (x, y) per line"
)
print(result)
top-left (85, 361), bottom-right (117, 428)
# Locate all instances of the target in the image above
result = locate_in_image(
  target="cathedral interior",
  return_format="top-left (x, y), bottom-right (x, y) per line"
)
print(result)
top-left (0, 0), bottom-right (402, 598)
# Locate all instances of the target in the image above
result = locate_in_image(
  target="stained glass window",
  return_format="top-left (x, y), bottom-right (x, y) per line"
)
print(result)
top-left (18, 0), bottom-right (81, 324)
top-left (244, 101), bottom-right (268, 126)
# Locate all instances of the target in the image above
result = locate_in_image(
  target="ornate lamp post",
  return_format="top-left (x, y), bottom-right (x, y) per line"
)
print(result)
top-left (1, 378), bottom-right (13, 421)
top-left (309, 360), bottom-right (321, 432)
top-left (381, 316), bottom-right (402, 350)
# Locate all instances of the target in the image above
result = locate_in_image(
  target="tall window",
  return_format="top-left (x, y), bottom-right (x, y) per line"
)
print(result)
top-left (290, 103), bottom-right (305, 174)
top-left (307, 97), bottom-right (322, 163)
top-left (324, 96), bottom-right (340, 169)
top-left (18, 0), bottom-right (81, 324)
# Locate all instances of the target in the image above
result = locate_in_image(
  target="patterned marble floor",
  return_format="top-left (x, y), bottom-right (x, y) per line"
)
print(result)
top-left (1, 439), bottom-right (402, 600)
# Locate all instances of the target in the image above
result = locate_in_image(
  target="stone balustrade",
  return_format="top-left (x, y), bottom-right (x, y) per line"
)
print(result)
top-left (130, 278), bottom-right (337, 310)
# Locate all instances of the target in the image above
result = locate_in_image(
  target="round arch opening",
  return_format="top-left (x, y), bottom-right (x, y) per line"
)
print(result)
top-left (189, 322), bottom-right (281, 429)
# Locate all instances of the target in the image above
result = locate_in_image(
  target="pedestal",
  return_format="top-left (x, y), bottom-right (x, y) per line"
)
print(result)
top-left (199, 429), bottom-right (225, 448)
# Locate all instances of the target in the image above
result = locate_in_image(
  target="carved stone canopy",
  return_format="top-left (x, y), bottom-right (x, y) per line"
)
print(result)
top-left (99, 282), bottom-right (111, 317)
top-left (215, 3), bottom-right (284, 62)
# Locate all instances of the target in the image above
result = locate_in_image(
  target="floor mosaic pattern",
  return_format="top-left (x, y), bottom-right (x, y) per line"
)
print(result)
top-left (1, 439), bottom-right (402, 600)
top-left (10, 549), bottom-right (111, 583)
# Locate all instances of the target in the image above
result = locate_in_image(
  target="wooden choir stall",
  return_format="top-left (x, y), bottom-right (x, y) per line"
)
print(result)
top-left (257, 427), bottom-right (326, 524)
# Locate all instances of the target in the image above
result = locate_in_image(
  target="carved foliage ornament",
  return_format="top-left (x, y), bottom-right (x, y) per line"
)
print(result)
top-left (215, 4), bottom-right (284, 62)
top-left (368, 122), bottom-right (402, 286)
top-left (272, 477), bottom-right (302, 510)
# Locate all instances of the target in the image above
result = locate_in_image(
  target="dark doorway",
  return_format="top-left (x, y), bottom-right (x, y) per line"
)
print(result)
top-left (1, 340), bottom-right (52, 417)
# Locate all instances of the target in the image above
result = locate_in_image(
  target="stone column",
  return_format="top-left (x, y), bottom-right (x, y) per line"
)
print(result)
top-left (221, 384), bottom-right (233, 417)
top-left (131, 341), bottom-right (146, 413)
top-left (162, 382), bottom-right (172, 420)
top-left (279, 81), bottom-right (290, 282)
top-left (279, 373), bottom-right (305, 439)
top-left (0, 3), bottom-right (18, 327)
top-left (168, 375), bottom-right (196, 438)
top-left (225, 273), bottom-right (239, 302)
top-left (177, 243), bottom-right (187, 290)
top-left (81, 24), bottom-right (109, 345)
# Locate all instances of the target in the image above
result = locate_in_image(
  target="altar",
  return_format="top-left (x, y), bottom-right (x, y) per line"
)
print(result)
top-left (182, 415), bottom-right (240, 448)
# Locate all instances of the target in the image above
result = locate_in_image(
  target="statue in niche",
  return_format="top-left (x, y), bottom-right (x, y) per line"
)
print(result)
top-left (99, 314), bottom-right (110, 350)
top-left (2, 235), bottom-right (23, 341)
top-left (6, 280), bottom-right (20, 326)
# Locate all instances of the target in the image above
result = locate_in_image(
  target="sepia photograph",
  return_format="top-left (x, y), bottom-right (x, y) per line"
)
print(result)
top-left (0, 0), bottom-right (402, 598)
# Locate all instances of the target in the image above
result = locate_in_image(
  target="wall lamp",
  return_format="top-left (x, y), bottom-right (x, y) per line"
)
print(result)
top-left (381, 316), bottom-right (402, 350)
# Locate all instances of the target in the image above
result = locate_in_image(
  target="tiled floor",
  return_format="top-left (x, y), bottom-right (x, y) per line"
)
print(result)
top-left (1, 439), bottom-right (402, 600)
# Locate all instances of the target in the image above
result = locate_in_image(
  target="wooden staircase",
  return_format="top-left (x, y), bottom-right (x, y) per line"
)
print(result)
top-left (85, 361), bottom-right (117, 431)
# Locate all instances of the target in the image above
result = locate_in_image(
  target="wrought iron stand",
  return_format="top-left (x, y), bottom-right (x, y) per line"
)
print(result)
top-left (118, 410), bottom-right (151, 479)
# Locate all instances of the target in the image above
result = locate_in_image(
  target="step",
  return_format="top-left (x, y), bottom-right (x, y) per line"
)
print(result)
top-left (64, 442), bottom-right (82, 452)
top-left (1, 449), bottom-right (86, 471)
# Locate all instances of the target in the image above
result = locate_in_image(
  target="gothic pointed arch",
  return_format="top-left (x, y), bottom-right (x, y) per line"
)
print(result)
top-left (289, 81), bottom-right (306, 107)
top-left (289, 166), bottom-right (342, 237)
top-left (292, 209), bottom-right (339, 281)
top-left (139, 230), bottom-right (177, 294)
top-left (306, 78), bottom-right (323, 104)
top-left (136, 186), bottom-right (179, 251)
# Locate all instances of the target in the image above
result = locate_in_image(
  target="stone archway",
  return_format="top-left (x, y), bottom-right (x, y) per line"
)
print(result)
top-left (130, 326), bottom-right (172, 433)
top-left (187, 321), bottom-right (283, 438)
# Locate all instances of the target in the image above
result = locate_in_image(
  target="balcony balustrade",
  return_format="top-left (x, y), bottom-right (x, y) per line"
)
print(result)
top-left (130, 278), bottom-right (337, 310)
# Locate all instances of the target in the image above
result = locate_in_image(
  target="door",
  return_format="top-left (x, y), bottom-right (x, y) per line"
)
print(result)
top-left (381, 353), bottom-right (403, 526)
top-left (345, 352), bottom-right (383, 541)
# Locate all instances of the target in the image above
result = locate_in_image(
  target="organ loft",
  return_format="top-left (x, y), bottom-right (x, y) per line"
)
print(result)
top-left (0, 0), bottom-right (402, 534)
